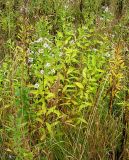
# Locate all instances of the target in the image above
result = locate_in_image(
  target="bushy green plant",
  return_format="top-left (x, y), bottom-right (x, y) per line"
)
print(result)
top-left (0, 0), bottom-right (129, 159)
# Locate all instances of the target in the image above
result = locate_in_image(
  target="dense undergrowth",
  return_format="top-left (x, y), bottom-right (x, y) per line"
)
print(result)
top-left (0, 0), bottom-right (129, 160)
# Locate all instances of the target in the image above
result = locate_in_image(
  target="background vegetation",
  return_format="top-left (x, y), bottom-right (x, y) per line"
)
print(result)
top-left (0, 0), bottom-right (129, 159)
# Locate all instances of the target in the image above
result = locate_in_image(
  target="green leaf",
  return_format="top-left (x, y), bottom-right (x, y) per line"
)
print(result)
top-left (46, 92), bottom-right (55, 99)
top-left (57, 31), bottom-right (63, 38)
top-left (96, 69), bottom-right (104, 73)
top-left (76, 118), bottom-right (87, 125)
top-left (75, 82), bottom-right (84, 89)
top-left (47, 106), bottom-right (61, 117)
top-left (82, 68), bottom-right (87, 78)
top-left (67, 67), bottom-right (75, 74)
top-left (36, 118), bottom-right (43, 124)
top-left (63, 85), bottom-right (75, 92)
top-left (37, 103), bottom-right (46, 116)
top-left (46, 122), bottom-right (53, 135)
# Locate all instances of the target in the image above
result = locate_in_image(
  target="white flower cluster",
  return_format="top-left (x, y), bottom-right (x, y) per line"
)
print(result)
top-left (105, 52), bottom-right (110, 58)
top-left (34, 83), bottom-right (39, 89)
top-left (70, 40), bottom-right (75, 44)
top-left (59, 52), bottom-right (63, 57)
top-left (64, 5), bottom-right (68, 9)
top-left (34, 37), bottom-right (43, 43)
top-left (102, 6), bottom-right (109, 13)
top-left (34, 68), bottom-right (56, 89)
top-left (28, 58), bottom-right (33, 63)
top-left (93, 48), bottom-right (97, 52)
top-left (38, 49), bottom-right (44, 53)
top-left (31, 37), bottom-right (51, 49)
top-left (51, 69), bottom-right (55, 74)
top-left (40, 67), bottom-right (55, 76)
top-left (48, 69), bottom-right (56, 75)
top-left (43, 43), bottom-right (51, 49)
top-left (27, 49), bottom-right (34, 55)
top-left (112, 34), bottom-right (115, 38)
top-left (105, 7), bottom-right (109, 12)
top-left (100, 17), bottom-right (104, 21)
top-left (45, 63), bottom-right (51, 68)
top-left (40, 70), bottom-right (44, 75)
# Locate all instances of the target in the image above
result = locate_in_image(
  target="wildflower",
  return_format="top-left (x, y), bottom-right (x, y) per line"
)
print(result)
top-left (20, 7), bottom-right (28, 14)
top-left (70, 40), bottom-right (75, 44)
top-left (34, 83), bottom-right (39, 89)
top-left (45, 63), bottom-right (51, 68)
top-left (8, 155), bottom-right (13, 159)
top-left (100, 17), bottom-right (104, 21)
top-left (64, 5), bottom-right (68, 9)
top-left (38, 48), bottom-right (44, 53)
top-left (93, 48), bottom-right (97, 52)
top-left (112, 34), bottom-right (115, 38)
top-left (28, 58), bottom-right (33, 63)
top-left (105, 7), bottom-right (109, 12)
top-left (59, 52), bottom-right (63, 57)
top-left (40, 70), bottom-right (44, 75)
top-left (102, 6), bottom-right (109, 13)
top-left (27, 49), bottom-right (34, 55)
top-left (36, 37), bottom-right (43, 43)
top-left (51, 69), bottom-right (55, 74)
top-left (102, 6), bottom-right (105, 10)
top-left (32, 37), bottom-right (43, 44)
top-left (43, 43), bottom-right (50, 49)
top-left (105, 52), bottom-right (110, 58)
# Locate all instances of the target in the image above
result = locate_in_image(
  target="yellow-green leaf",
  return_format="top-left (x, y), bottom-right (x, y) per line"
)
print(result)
top-left (75, 82), bottom-right (84, 89)
top-left (36, 118), bottom-right (43, 124)
top-left (46, 122), bottom-right (53, 135)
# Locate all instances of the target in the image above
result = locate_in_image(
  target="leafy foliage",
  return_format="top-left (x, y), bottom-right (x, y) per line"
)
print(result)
top-left (0, 0), bottom-right (129, 159)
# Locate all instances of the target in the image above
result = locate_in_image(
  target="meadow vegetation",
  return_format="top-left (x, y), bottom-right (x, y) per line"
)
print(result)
top-left (0, 0), bottom-right (129, 159)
